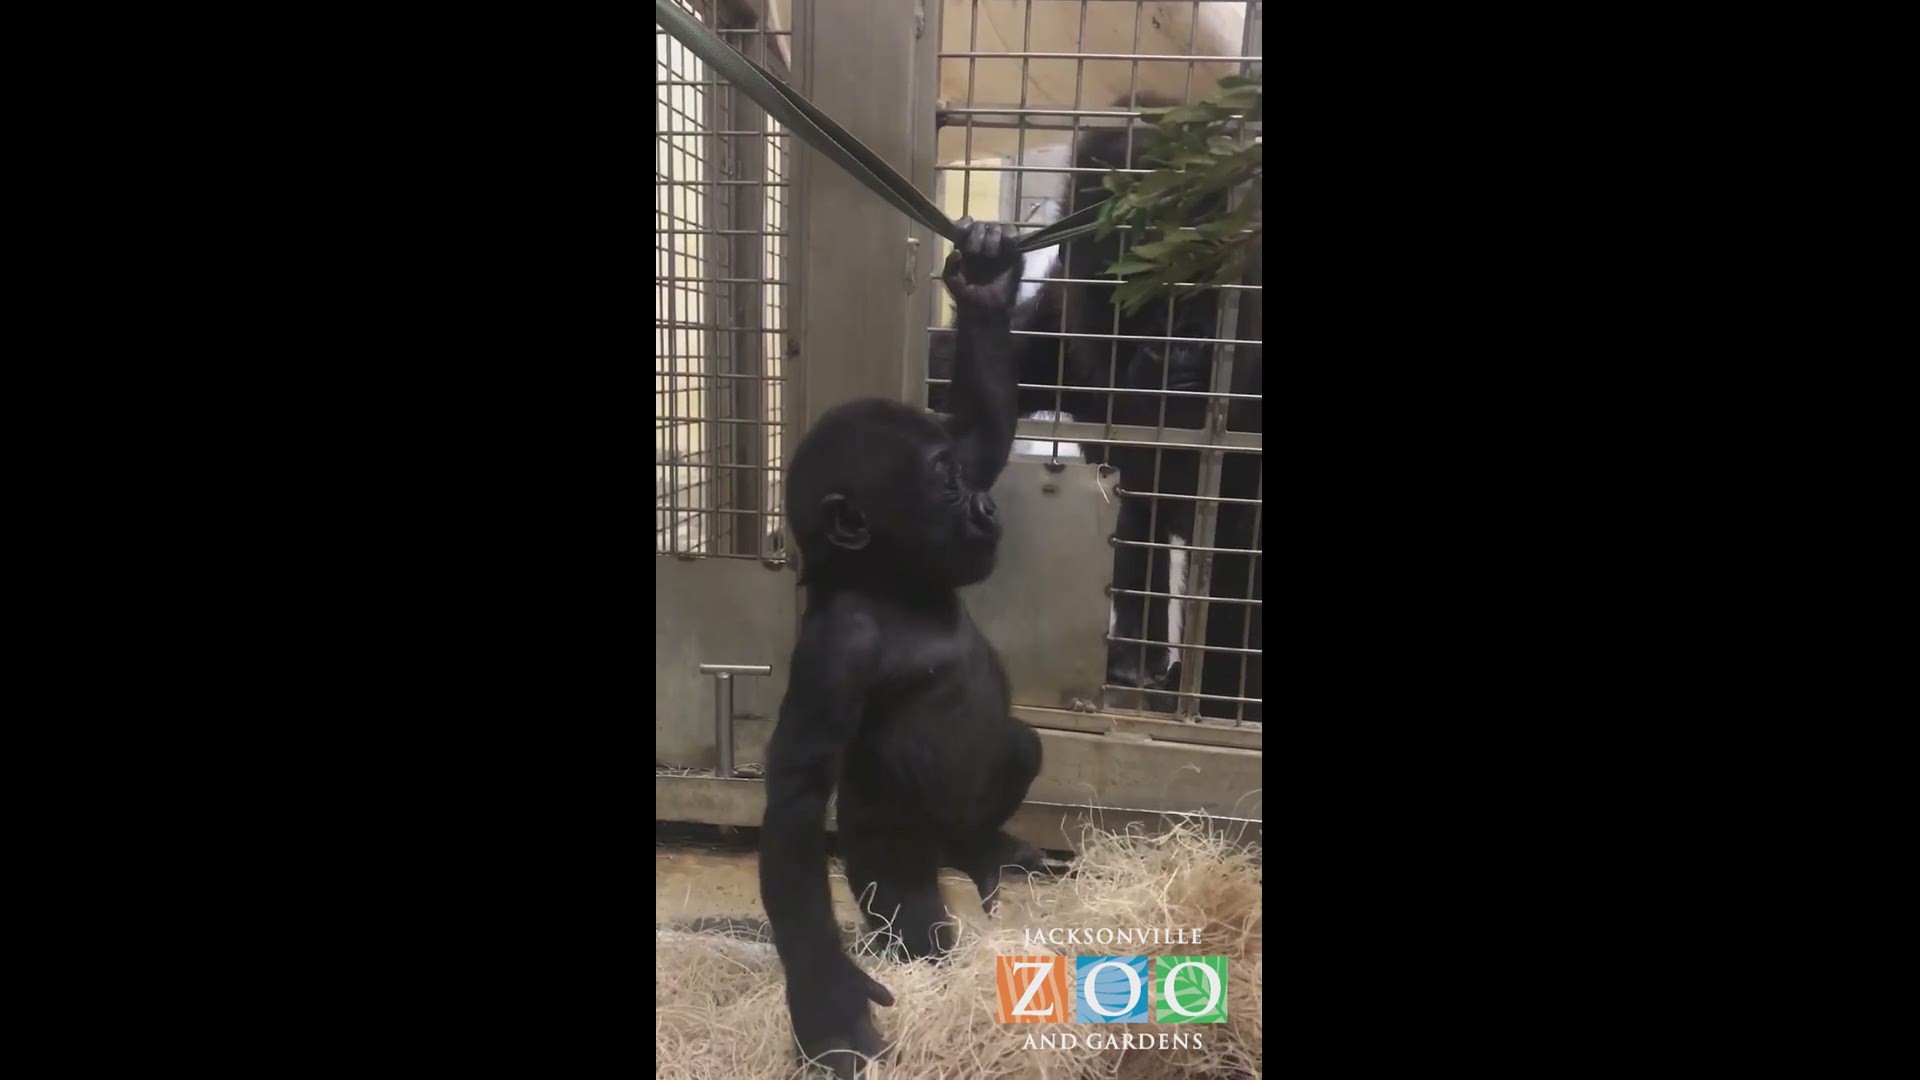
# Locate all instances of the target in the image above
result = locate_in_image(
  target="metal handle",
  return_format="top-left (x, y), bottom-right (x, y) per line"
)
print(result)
top-left (699, 664), bottom-right (773, 777)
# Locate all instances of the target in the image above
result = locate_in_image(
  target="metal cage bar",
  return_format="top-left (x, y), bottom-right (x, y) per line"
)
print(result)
top-left (927, 0), bottom-right (1263, 729)
top-left (655, 0), bottom-right (797, 562)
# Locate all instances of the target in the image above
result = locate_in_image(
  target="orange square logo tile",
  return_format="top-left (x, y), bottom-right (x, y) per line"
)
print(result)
top-left (994, 955), bottom-right (1070, 1023)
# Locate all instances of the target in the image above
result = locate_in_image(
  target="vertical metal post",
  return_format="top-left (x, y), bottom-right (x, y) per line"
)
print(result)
top-left (701, 0), bottom-right (730, 551)
top-left (1175, 288), bottom-right (1240, 716)
top-left (793, 0), bottom-right (923, 424)
top-left (699, 663), bottom-right (773, 776)
top-left (723, 0), bottom-right (770, 556)
top-left (900, 0), bottom-right (942, 404)
top-left (714, 672), bottom-right (735, 775)
top-left (1174, 0), bottom-right (1262, 720)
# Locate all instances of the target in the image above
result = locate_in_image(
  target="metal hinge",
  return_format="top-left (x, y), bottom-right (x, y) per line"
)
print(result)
top-left (903, 236), bottom-right (920, 292)
top-left (914, 0), bottom-right (926, 38)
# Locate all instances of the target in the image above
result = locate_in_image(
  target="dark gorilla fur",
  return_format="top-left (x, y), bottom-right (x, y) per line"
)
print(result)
top-left (759, 220), bottom-right (1053, 1079)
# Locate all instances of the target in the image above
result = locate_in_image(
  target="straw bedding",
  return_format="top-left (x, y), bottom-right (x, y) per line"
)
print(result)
top-left (654, 820), bottom-right (1261, 1079)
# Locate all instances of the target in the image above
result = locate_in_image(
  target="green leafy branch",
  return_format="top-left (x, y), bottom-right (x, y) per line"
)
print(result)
top-left (1096, 75), bottom-right (1262, 315)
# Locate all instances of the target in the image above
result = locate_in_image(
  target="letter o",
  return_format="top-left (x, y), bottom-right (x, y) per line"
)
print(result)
top-left (1160, 960), bottom-right (1223, 1017)
top-left (1081, 960), bottom-right (1145, 1018)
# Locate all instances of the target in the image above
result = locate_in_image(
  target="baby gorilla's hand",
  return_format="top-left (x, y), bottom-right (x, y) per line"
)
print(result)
top-left (942, 216), bottom-right (1022, 311)
top-left (790, 957), bottom-right (895, 1079)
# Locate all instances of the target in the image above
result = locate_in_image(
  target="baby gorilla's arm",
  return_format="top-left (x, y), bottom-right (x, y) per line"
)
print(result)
top-left (942, 218), bottom-right (1024, 492)
top-left (759, 605), bottom-right (893, 1078)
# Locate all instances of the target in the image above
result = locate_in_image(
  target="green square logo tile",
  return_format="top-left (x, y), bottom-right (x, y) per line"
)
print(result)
top-left (1152, 956), bottom-right (1227, 1023)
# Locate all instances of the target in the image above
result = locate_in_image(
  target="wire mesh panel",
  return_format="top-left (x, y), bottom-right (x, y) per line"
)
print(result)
top-left (655, 0), bottom-right (796, 561)
top-left (763, 116), bottom-right (790, 544)
top-left (928, 0), bottom-right (1263, 725)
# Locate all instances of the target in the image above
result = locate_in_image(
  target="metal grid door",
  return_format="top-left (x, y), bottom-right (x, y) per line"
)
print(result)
top-left (927, 0), bottom-right (1264, 728)
top-left (654, 0), bottom-right (804, 774)
top-left (656, 0), bottom-right (796, 564)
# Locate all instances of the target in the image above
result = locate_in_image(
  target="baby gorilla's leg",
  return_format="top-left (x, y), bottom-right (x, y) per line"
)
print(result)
top-left (949, 829), bottom-right (1058, 915)
top-left (841, 824), bottom-right (955, 960)
top-left (939, 722), bottom-right (1051, 914)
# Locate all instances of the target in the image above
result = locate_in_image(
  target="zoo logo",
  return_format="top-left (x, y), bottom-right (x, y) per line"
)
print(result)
top-left (994, 955), bottom-right (1228, 1024)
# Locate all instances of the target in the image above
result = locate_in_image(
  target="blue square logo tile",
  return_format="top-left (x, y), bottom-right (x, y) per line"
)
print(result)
top-left (1073, 955), bottom-right (1151, 1023)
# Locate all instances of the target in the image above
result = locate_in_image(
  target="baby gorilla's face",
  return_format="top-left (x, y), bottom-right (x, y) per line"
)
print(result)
top-left (839, 420), bottom-right (1000, 590)
top-left (786, 400), bottom-right (1003, 591)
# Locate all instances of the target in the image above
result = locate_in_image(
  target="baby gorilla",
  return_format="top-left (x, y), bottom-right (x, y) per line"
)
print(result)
top-left (758, 220), bottom-right (1051, 1079)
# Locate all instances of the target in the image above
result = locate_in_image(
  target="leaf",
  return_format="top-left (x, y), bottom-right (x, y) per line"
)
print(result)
top-left (1159, 103), bottom-right (1224, 126)
top-left (1209, 197), bottom-right (1257, 230)
top-left (1127, 234), bottom-right (1203, 260)
top-left (1116, 283), bottom-right (1164, 316)
top-left (1173, 964), bottom-right (1208, 1010)
top-left (1215, 86), bottom-right (1260, 111)
top-left (1130, 170), bottom-right (1183, 198)
top-left (1093, 73), bottom-right (1261, 313)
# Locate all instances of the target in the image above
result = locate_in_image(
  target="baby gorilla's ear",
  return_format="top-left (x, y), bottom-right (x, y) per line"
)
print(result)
top-left (820, 494), bottom-right (870, 551)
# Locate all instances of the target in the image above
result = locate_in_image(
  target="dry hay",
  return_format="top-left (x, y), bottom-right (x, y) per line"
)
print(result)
top-left (655, 819), bottom-right (1261, 1079)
